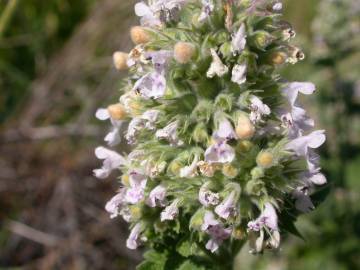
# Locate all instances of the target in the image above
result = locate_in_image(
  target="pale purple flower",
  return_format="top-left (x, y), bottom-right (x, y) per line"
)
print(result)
top-left (180, 155), bottom-right (199, 178)
top-left (205, 140), bottom-right (235, 164)
top-left (231, 64), bottom-right (247, 85)
top-left (201, 211), bottom-right (232, 253)
top-left (135, 1), bottom-right (187, 26)
top-left (282, 82), bottom-right (316, 107)
top-left (133, 72), bottom-right (166, 99)
top-left (145, 50), bottom-right (173, 73)
top-left (292, 187), bottom-right (315, 213)
top-left (231, 23), bottom-right (247, 55)
top-left (96, 108), bottom-right (125, 146)
top-left (105, 189), bottom-right (127, 219)
top-left (249, 96), bottom-right (271, 123)
top-left (161, 199), bottom-right (180, 221)
top-left (126, 223), bottom-right (143, 250)
top-left (279, 105), bottom-right (314, 139)
top-left (125, 170), bottom-right (148, 204)
top-left (146, 185), bottom-right (167, 207)
top-left (156, 121), bottom-right (183, 146)
top-left (126, 117), bottom-right (145, 144)
top-left (199, 183), bottom-right (220, 207)
top-left (215, 191), bottom-right (237, 219)
top-left (198, 0), bottom-right (214, 22)
top-left (93, 147), bottom-right (126, 179)
top-left (214, 117), bottom-right (237, 141)
top-left (134, 2), bottom-right (162, 27)
top-left (286, 130), bottom-right (326, 157)
top-left (206, 49), bottom-right (229, 78)
top-left (248, 203), bottom-right (278, 232)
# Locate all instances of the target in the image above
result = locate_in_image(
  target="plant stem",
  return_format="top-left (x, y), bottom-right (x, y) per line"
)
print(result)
top-left (0, 0), bottom-right (19, 38)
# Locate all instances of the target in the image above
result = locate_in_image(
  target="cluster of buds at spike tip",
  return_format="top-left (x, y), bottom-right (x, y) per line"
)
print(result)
top-left (93, 0), bottom-right (327, 264)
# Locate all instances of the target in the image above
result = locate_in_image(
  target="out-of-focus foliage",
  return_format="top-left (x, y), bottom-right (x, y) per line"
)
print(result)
top-left (237, 0), bottom-right (360, 269)
top-left (0, 0), bottom-right (94, 123)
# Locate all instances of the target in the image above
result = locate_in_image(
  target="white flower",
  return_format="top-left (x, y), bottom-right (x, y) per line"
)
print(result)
top-left (126, 45), bottom-right (150, 70)
top-left (96, 108), bottom-right (125, 146)
top-left (248, 230), bottom-right (264, 254)
top-left (282, 82), bottom-right (316, 107)
top-left (214, 191), bottom-right (237, 219)
top-left (199, 183), bottom-right (220, 207)
top-left (180, 155), bottom-right (199, 178)
top-left (141, 109), bottom-right (160, 130)
top-left (133, 72), bottom-right (166, 99)
top-left (161, 199), bottom-right (180, 221)
top-left (156, 121), bottom-right (183, 146)
top-left (93, 147), bottom-right (126, 179)
top-left (105, 189), bottom-right (127, 219)
top-left (286, 130), bottom-right (326, 158)
top-left (205, 140), bottom-right (235, 164)
top-left (249, 96), bottom-right (271, 123)
top-left (272, 2), bottom-right (283, 11)
top-left (214, 117), bottom-right (237, 141)
top-left (231, 23), bottom-right (246, 55)
top-left (125, 170), bottom-right (148, 204)
top-left (198, 0), bottom-right (214, 22)
top-left (206, 49), bottom-right (229, 78)
top-left (146, 185), bottom-right (167, 207)
top-left (231, 64), bottom-right (247, 85)
top-left (126, 223), bottom-right (143, 250)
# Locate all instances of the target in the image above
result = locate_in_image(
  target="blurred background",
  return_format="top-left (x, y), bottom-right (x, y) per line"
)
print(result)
top-left (0, 0), bottom-right (359, 269)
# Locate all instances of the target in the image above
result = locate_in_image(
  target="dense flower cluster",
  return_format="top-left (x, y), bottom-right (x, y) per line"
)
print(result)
top-left (94, 0), bottom-right (327, 265)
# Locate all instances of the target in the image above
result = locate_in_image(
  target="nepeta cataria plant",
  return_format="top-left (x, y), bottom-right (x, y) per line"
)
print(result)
top-left (94, 1), bottom-right (327, 269)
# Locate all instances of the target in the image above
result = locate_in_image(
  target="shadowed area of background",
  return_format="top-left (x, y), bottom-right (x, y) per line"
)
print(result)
top-left (0, 0), bottom-right (359, 269)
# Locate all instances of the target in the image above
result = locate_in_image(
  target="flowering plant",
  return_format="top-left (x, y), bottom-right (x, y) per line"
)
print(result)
top-left (94, 1), bottom-right (327, 269)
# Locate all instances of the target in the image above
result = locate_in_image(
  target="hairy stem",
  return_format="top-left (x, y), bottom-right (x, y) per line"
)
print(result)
top-left (0, 0), bottom-right (19, 38)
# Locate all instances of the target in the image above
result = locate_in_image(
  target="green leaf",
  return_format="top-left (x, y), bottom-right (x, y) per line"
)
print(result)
top-left (177, 260), bottom-right (206, 270)
top-left (176, 237), bottom-right (200, 258)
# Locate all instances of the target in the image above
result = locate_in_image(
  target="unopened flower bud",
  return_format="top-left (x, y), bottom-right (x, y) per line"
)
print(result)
top-left (174, 42), bottom-right (196, 64)
top-left (189, 209), bottom-right (206, 231)
top-left (129, 205), bottom-right (142, 220)
top-left (232, 227), bottom-right (246, 240)
top-left (107, 103), bottom-right (127, 120)
top-left (256, 151), bottom-right (274, 168)
top-left (113, 51), bottom-right (128, 70)
top-left (251, 31), bottom-right (273, 49)
top-left (236, 114), bottom-right (255, 139)
top-left (287, 46), bottom-right (305, 64)
top-left (251, 167), bottom-right (265, 180)
top-left (236, 140), bottom-right (253, 153)
top-left (130, 26), bottom-right (151, 44)
top-left (193, 123), bottom-right (210, 144)
top-left (222, 164), bottom-right (238, 178)
top-left (269, 51), bottom-right (287, 65)
top-left (168, 160), bottom-right (183, 175)
top-left (121, 174), bottom-right (130, 186)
